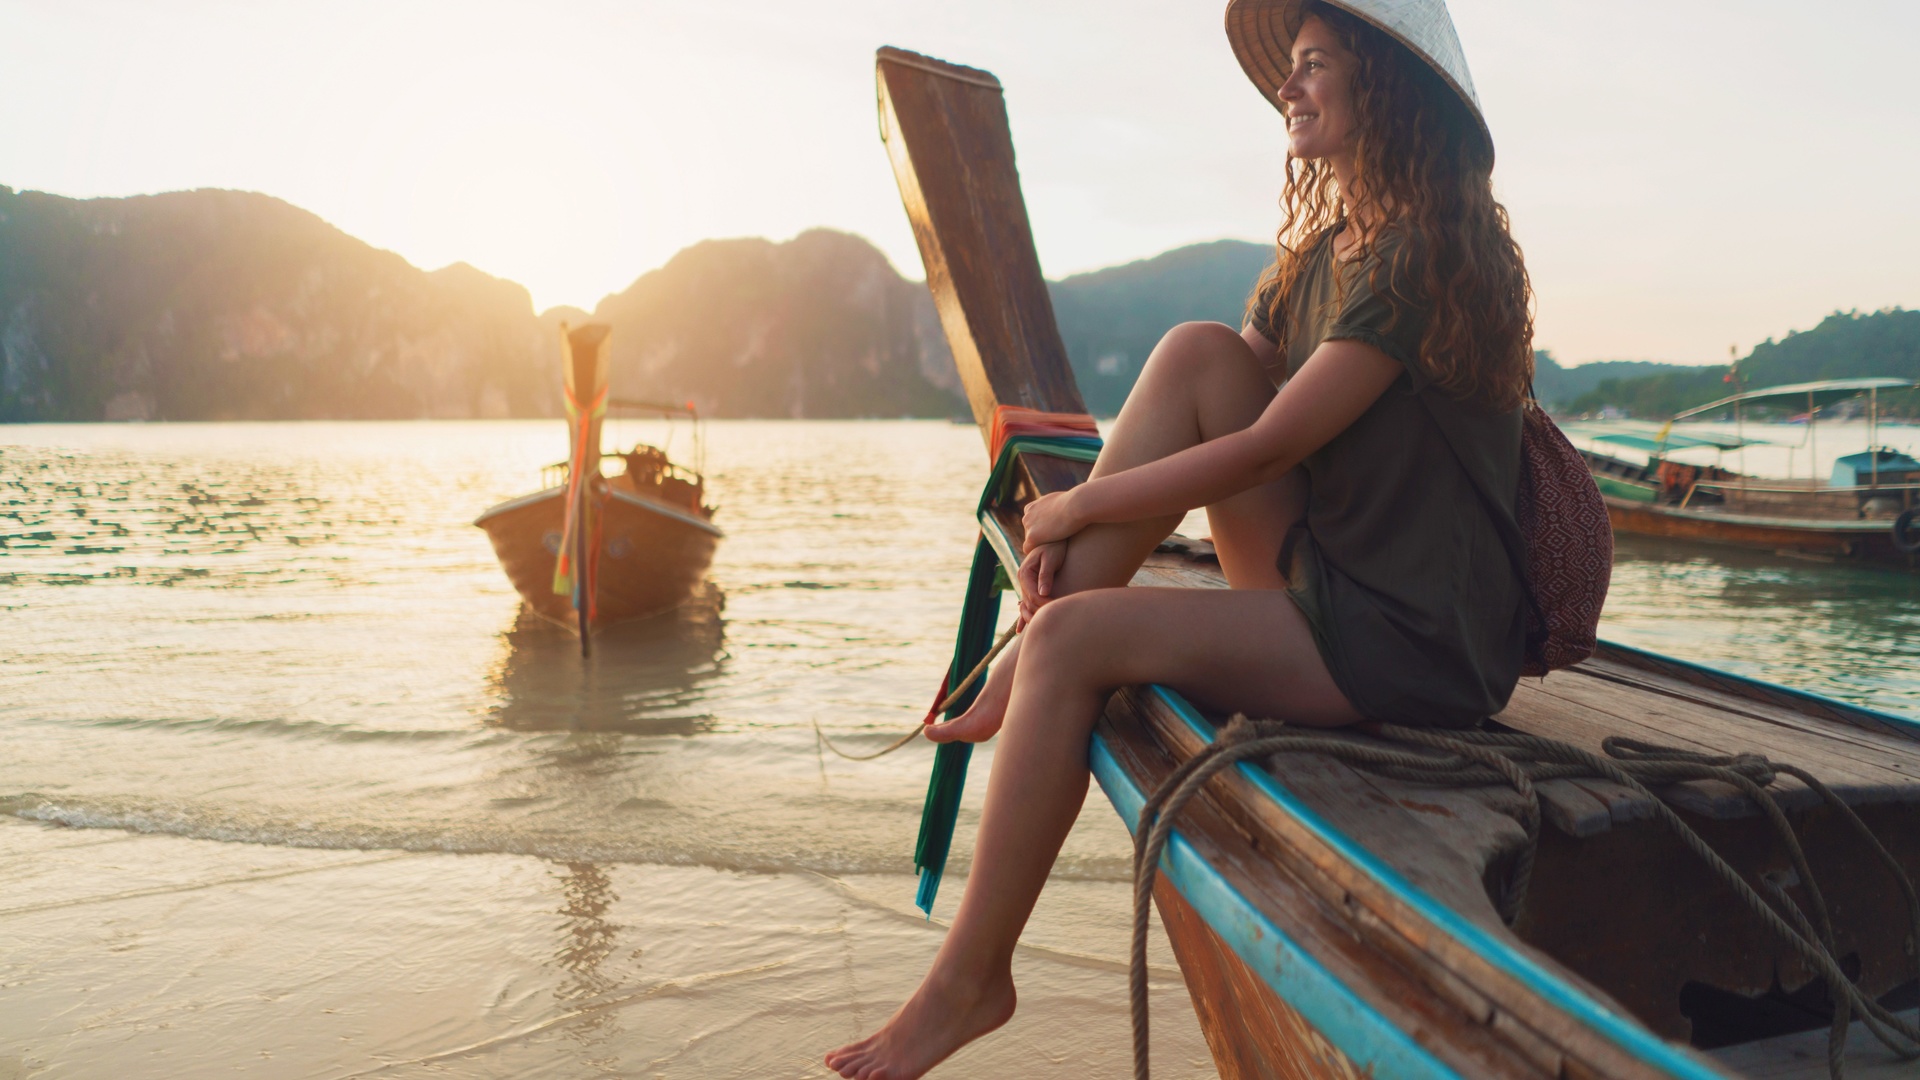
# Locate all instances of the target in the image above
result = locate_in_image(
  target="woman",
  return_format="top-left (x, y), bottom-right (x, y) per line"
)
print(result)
top-left (828, 1), bottom-right (1532, 1076)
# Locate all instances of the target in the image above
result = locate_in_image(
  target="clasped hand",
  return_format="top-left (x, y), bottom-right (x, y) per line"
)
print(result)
top-left (1015, 490), bottom-right (1083, 627)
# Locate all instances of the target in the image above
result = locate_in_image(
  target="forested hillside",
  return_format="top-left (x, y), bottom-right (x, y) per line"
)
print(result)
top-left (585, 229), bottom-right (960, 418)
top-left (0, 187), bottom-right (975, 421)
top-left (1563, 308), bottom-right (1920, 417)
top-left (1049, 240), bottom-right (1273, 415)
top-left (0, 184), bottom-right (1284, 421)
top-left (1532, 354), bottom-right (1690, 411)
top-left (13, 182), bottom-right (1902, 424)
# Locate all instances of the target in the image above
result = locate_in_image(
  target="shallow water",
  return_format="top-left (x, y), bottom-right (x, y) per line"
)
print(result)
top-left (2, 419), bottom-right (1917, 1078)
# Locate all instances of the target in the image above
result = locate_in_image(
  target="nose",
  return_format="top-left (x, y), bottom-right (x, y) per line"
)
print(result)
top-left (1277, 64), bottom-right (1303, 104)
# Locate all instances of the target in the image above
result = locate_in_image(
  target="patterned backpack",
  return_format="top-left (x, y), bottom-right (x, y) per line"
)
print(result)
top-left (1510, 401), bottom-right (1612, 674)
top-left (1426, 396), bottom-right (1612, 676)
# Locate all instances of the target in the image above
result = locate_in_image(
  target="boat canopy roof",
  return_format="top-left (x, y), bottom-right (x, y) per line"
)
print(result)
top-left (1592, 431), bottom-right (1761, 452)
top-left (1671, 377), bottom-right (1920, 421)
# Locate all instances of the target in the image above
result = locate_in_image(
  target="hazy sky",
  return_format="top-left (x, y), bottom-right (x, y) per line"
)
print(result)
top-left (3, 0), bottom-right (1917, 365)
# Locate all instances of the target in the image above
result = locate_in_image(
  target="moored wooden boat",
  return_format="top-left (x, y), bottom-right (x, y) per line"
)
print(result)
top-left (877, 45), bottom-right (1920, 1079)
top-left (475, 323), bottom-right (721, 645)
top-left (1578, 382), bottom-right (1920, 566)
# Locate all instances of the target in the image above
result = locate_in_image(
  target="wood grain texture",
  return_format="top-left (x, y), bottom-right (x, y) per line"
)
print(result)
top-left (1153, 877), bottom-right (1368, 1080)
top-left (1120, 542), bottom-right (1920, 1065)
top-left (1710, 1022), bottom-right (1920, 1078)
top-left (1101, 689), bottom-right (1561, 1079)
top-left (1118, 686), bottom-right (1670, 1080)
top-left (876, 47), bottom-right (1086, 439)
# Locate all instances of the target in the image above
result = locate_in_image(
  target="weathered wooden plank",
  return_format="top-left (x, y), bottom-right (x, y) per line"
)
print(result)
top-left (1580, 654), bottom-right (1920, 764)
top-left (1020, 453), bottom-right (1093, 498)
top-left (876, 47), bottom-right (1086, 438)
top-left (1533, 673), bottom-right (1920, 794)
top-left (1502, 689), bottom-right (1770, 822)
top-left (1710, 1021), bottom-right (1920, 1079)
top-left (1532, 778), bottom-right (1617, 837)
top-left (1499, 683), bottom-right (1904, 819)
top-left (1250, 749), bottom-right (1520, 933)
top-left (1100, 690), bottom-right (1558, 1078)
top-left (1119, 689), bottom-right (1674, 1080)
top-left (1562, 665), bottom-right (1920, 781)
top-left (1153, 876), bottom-right (1365, 1080)
top-left (1597, 641), bottom-right (1920, 743)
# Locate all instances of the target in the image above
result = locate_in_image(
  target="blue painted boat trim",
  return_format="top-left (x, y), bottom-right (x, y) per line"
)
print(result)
top-left (1597, 637), bottom-right (1920, 740)
top-left (1142, 685), bottom-right (1724, 1080)
top-left (1088, 734), bottom-right (1462, 1080)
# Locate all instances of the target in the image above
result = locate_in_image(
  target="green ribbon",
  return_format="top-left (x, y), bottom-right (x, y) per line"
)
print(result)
top-left (913, 434), bottom-right (1103, 915)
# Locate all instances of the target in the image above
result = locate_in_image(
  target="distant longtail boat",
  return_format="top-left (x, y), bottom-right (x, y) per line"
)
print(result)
top-left (475, 323), bottom-right (721, 654)
top-left (1582, 378), bottom-right (1920, 566)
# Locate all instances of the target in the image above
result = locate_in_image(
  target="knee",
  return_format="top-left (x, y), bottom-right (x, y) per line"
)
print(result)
top-left (1143, 321), bottom-right (1247, 381)
top-left (1022, 592), bottom-right (1108, 659)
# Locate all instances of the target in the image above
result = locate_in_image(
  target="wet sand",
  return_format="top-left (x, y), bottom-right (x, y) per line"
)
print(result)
top-left (0, 819), bottom-right (1213, 1078)
top-left (0, 420), bottom-right (1215, 1078)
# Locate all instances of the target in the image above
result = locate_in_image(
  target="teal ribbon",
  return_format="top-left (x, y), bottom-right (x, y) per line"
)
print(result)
top-left (913, 433), bottom-right (1103, 916)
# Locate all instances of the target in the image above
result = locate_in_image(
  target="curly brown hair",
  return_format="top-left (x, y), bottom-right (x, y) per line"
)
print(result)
top-left (1250, 0), bottom-right (1534, 411)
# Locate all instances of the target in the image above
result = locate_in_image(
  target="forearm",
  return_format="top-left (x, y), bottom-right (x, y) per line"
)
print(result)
top-left (1019, 339), bottom-right (1402, 549)
top-left (1071, 428), bottom-right (1290, 525)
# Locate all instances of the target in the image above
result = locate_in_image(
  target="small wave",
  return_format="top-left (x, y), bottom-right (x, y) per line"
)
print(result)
top-left (0, 793), bottom-right (1134, 882)
top-left (36, 714), bottom-right (485, 744)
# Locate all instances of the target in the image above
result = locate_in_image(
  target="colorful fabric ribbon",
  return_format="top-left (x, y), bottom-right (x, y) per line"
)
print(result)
top-left (913, 415), bottom-right (1104, 915)
top-left (552, 383), bottom-right (609, 621)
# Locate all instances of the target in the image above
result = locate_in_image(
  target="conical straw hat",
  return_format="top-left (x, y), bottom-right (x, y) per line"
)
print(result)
top-left (1224, 0), bottom-right (1492, 157)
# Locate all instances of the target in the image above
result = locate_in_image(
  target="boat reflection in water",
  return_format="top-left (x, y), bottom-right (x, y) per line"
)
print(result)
top-left (485, 583), bottom-right (726, 735)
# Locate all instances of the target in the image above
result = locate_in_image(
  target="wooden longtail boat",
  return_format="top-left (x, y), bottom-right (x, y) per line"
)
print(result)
top-left (1580, 380), bottom-right (1920, 566)
top-left (876, 46), bottom-right (1920, 1079)
top-left (475, 323), bottom-right (720, 652)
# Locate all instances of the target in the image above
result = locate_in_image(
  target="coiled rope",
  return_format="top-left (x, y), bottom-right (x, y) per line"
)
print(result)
top-left (1128, 716), bottom-right (1920, 1080)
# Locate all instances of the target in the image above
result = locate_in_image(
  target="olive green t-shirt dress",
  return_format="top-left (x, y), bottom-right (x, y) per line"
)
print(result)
top-left (1250, 230), bottom-right (1526, 728)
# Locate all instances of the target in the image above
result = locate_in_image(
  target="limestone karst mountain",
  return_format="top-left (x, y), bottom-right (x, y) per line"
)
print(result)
top-left (0, 186), bottom-right (555, 421)
top-left (585, 229), bottom-right (962, 419)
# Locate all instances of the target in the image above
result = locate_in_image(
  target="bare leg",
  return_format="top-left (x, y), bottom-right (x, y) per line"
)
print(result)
top-left (935, 321), bottom-right (1298, 743)
top-left (824, 324), bottom-right (1338, 1078)
top-left (824, 587), bottom-right (1357, 1079)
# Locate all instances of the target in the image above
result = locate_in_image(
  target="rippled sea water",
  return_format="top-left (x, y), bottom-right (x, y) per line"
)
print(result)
top-left (3, 420), bottom-right (1917, 1079)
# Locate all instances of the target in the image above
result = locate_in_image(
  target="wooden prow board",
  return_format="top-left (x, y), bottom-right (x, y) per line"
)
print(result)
top-left (561, 322), bottom-right (611, 654)
top-left (877, 46), bottom-right (1089, 482)
top-left (563, 323), bottom-right (611, 479)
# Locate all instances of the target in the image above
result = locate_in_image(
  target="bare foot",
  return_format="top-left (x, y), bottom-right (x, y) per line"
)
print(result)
top-left (924, 638), bottom-right (1020, 744)
top-left (824, 969), bottom-right (1016, 1079)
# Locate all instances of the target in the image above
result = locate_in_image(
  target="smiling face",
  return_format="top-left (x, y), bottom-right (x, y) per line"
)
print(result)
top-left (1277, 15), bottom-right (1358, 162)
